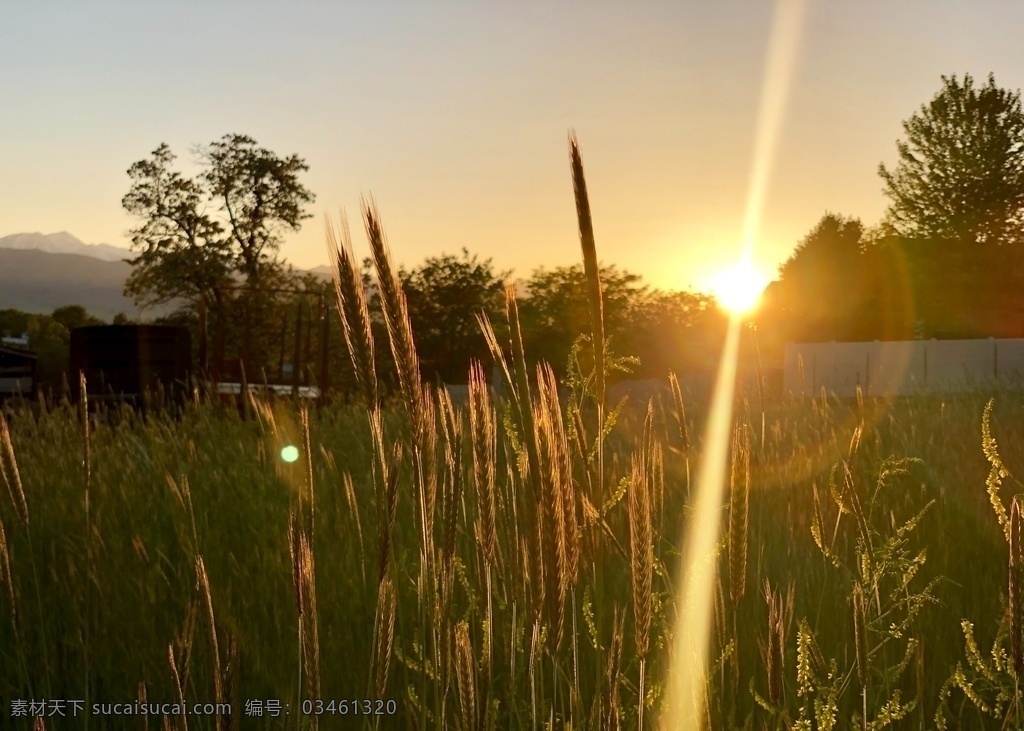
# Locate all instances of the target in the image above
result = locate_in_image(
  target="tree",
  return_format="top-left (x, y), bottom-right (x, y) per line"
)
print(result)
top-left (625, 289), bottom-right (724, 377)
top-left (879, 73), bottom-right (1024, 246)
top-left (200, 134), bottom-right (315, 287)
top-left (768, 214), bottom-right (873, 341)
top-left (51, 305), bottom-right (104, 332)
top-left (26, 316), bottom-right (70, 392)
top-left (399, 249), bottom-right (510, 383)
top-left (122, 135), bottom-right (315, 310)
top-left (519, 264), bottom-right (647, 377)
top-left (122, 143), bottom-right (234, 312)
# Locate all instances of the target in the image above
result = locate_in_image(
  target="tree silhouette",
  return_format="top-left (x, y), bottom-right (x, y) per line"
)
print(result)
top-left (122, 143), bottom-right (234, 313)
top-left (879, 73), bottom-right (1024, 246)
top-left (519, 264), bottom-right (646, 377)
top-left (122, 135), bottom-right (315, 311)
top-left (51, 305), bottom-right (104, 332)
top-left (200, 134), bottom-right (315, 288)
top-left (400, 249), bottom-right (510, 383)
top-left (769, 214), bottom-right (873, 342)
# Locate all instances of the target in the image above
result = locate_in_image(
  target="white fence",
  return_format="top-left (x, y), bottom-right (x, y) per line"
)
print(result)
top-left (784, 339), bottom-right (1024, 397)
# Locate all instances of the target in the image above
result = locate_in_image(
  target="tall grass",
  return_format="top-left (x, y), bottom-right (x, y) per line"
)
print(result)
top-left (1, 137), bottom-right (1024, 729)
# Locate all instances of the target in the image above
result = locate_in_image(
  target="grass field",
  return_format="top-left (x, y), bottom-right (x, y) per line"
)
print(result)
top-left (3, 140), bottom-right (1024, 730)
top-left (2, 381), bottom-right (1024, 730)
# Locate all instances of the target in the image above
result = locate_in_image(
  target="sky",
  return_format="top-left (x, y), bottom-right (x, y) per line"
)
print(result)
top-left (5, 1), bottom-right (1024, 294)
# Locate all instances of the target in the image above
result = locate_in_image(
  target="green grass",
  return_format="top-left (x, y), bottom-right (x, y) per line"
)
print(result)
top-left (0, 387), bottom-right (1022, 729)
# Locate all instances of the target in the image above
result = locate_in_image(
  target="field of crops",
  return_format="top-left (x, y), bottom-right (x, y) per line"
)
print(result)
top-left (3, 140), bottom-right (1024, 730)
top-left (2, 375), bottom-right (1024, 730)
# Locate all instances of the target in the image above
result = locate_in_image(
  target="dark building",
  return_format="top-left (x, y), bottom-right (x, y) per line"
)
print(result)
top-left (69, 325), bottom-right (192, 409)
top-left (0, 345), bottom-right (37, 402)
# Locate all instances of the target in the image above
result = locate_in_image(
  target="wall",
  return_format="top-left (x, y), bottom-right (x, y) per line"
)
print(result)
top-left (783, 338), bottom-right (1024, 397)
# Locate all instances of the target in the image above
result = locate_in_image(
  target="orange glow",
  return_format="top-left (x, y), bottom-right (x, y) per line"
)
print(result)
top-left (708, 259), bottom-right (769, 315)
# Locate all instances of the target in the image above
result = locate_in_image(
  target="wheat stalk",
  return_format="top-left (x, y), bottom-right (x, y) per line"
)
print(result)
top-left (601, 607), bottom-right (625, 731)
top-left (763, 580), bottom-right (785, 707)
top-left (326, 210), bottom-right (378, 409)
top-left (627, 444), bottom-right (653, 730)
top-left (0, 517), bottom-right (13, 624)
top-left (438, 387), bottom-right (463, 573)
top-left (568, 132), bottom-right (606, 410)
top-left (454, 620), bottom-right (478, 731)
top-left (340, 471), bottom-right (367, 586)
top-left (138, 682), bottom-right (148, 731)
top-left (289, 510), bottom-right (304, 618)
top-left (853, 581), bottom-right (869, 689)
top-left (468, 360), bottom-right (498, 570)
top-left (417, 389), bottom-right (439, 595)
top-left (0, 412), bottom-right (27, 528)
top-left (299, 531), bottom-right (320, 702)
top-left (728, 425), bottom-right (750, 607)
top-left (370, 408), bottom-right (401, 585)
top-left (168, 645), bottom-right (188, 731)
top-left (668, 370), bottom-right (689, 452)
top-left (80, 370), bottom-right (93, 716)
top-left (372, 571), bottom-right (397, 698)
top-left (363, 199), bottom-right (422, 433)
top-left (537, 362), bottom-right (579, 653)
top-left (476, 309), bottom-right (516, 404)
top-left (195, 556), bottom-right (223, 710)
top-left (468, 358), bottom-right (499, 710)
top-left (288, 505), bottom-right (321, 704)
top-left (1011, 496), bottom-right (1023, 676)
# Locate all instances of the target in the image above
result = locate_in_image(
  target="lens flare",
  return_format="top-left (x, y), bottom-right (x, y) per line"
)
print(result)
top-left (710, 258), bottom-right (769, 316)
top-left (662, 0), bottom-right (809, 727)
top-left (280, 445), bottom-right (300, 463)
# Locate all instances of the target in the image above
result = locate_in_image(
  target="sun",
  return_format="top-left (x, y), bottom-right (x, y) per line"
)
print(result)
top-left (708, 259), bottom-right (769, 316)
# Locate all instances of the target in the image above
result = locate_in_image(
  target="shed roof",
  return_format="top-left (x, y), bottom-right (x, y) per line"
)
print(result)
top-left (0, 346), bottom-right (38, 360)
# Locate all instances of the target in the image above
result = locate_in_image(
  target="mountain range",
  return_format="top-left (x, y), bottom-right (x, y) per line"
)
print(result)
top-left (0, 232), bottom-right (330, 322)
top-left (0, 231), bottom-right (133, 262)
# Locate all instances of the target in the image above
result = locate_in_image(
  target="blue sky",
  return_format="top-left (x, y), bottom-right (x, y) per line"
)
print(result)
top-left (4, 1), bottom-right (1024, 292)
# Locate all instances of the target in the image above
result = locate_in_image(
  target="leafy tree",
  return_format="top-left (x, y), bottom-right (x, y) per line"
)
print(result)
top-left (50, 305), bottom-right (104, 332)
top-left (0, 309), bottom-right (30, 339)
top-left (879, 73), bottom-right (1024, 246)
top-left (626, 289), bottom-right (725, 377)
top-left (767, 214), bottom-right (874, 342)
top-left (26, 316), bottom-right (70, 393)
top-left (200, 134), bottom-right (315, 287)
top-left (399, 249), bottom-right (510, 383)
top-left (122, 135), bottom-right (315, 311)
top-left (518, 264), bottom-right (647, 377)
top-left (122, 143), bottom-right (234, 312)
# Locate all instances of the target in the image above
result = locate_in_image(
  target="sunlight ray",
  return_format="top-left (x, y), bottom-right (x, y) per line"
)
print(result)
top-left (662, 0), bottom-right (810, 726)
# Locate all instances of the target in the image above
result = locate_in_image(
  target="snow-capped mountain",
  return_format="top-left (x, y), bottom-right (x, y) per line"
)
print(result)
top-left (0, 231), bottom-right (132, 262)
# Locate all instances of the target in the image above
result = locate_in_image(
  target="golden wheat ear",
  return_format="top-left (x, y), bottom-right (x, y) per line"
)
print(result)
top-left (326, 210), bottom-right (377, 409)
top-left (568, 131), bottom-right (606, 410)
top-left (362, 198), bottom-right (423, 431)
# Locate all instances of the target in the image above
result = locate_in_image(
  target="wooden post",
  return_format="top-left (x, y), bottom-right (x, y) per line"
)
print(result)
top-left (319, 293), bottom-right (330, 405)
top-left (241, 290), bottom-right (252, 391)
top-left (198, 294), bottom-right (208, 378)
top-left (277, 309), bottom-right (288, 383)
top-left (215, 291), bottom-right (226, 384)
top-left (303, 299), bottom-right (313, 387)
top-left (292, 303), bottom-right (303, 398)
top-left (239, 357), bottom-right (249, 421)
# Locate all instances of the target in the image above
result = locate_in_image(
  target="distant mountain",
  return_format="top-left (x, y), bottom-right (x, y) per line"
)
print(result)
top-left (0, 249), bottom-right (153, 321)
top-left (0, 233), bottom-right (333, 322)
top-left (0, 231), bottom-right (132, 262)
top-left (307, 264), bottom-right (333, 279)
